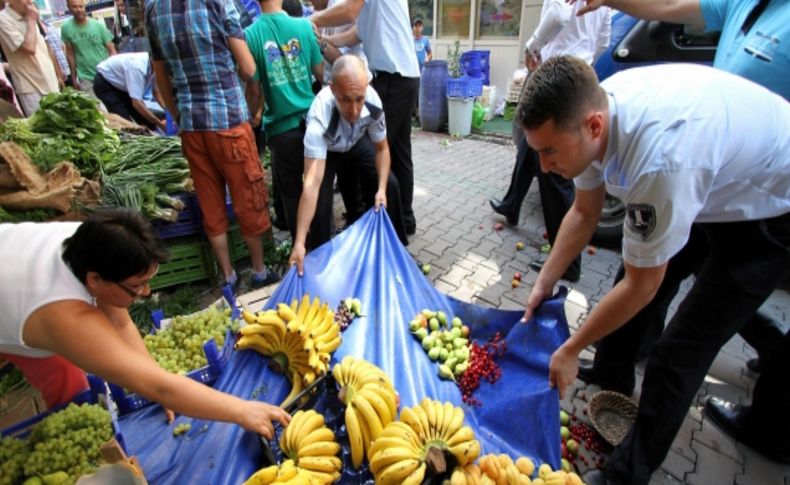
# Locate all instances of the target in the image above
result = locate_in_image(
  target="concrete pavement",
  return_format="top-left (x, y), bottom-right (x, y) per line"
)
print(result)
top-left (250, 129), bottom-right (790, 484)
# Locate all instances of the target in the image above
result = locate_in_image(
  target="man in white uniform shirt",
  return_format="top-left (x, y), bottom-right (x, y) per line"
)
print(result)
top-left (289, 55), bottom-right (407, 275)
top-left (310, 0), bottom-right (420, 237)
top-left (518, 56), bottom-right (790, 484)
top-left (93, 52), bottom-right (165, 130)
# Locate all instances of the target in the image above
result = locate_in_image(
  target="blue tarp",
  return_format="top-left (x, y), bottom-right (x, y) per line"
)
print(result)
top-left (120, 209), bottom-right (569, 484)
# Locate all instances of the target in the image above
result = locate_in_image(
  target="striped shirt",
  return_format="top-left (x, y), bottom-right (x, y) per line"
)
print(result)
top-left (145, 0), bottom-right (249, 131)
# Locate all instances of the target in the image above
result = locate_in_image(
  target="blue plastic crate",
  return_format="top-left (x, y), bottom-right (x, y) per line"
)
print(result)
top-left (461, 50), bottom-right (490, 86)
top-left (467, 76), bottom-right (484, 97)
top-left (1, 375), bottom-right (127, 453)
top-left (153, 192), bottom-right (236, 240)
top-left (107, 328), bottom-right (235, 416)
top-left (447, 76), bottom-right (470, 98)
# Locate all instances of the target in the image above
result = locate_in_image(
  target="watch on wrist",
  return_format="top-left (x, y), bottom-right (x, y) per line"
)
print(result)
top-left (320, 39), bottom-right (328, 55)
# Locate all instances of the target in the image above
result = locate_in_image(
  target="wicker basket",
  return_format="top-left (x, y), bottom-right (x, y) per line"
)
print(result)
top-left (587, 391), bottom-right (638, 446)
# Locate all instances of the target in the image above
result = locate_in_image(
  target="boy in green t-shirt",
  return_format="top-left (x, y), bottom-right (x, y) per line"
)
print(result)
top-left (61, 0), bottom-right (116, 95)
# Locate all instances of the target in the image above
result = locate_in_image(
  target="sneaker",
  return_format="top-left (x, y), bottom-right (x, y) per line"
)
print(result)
top-left (251, 270), bottom-right (281, 290)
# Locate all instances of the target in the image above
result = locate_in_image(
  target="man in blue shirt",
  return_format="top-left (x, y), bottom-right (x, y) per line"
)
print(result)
top-left (412, 18), bottom-right (431, 69)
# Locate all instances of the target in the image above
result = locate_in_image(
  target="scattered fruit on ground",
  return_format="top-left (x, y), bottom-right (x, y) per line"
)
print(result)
top-left (237, 294), bottom-right (341, 407)
top-left (513, 272), bottom-right (522, 281)
top-left (331, 356), bottom-right (398, 469)
top-left (515, 241), bottom-right (525, 250)
top-left (493, 223), bottom-right (504, 231)
top-left (422, 264), bottom-right (431, 275)
top-left (587, 245), bottom-right (597, 255)
top-left (511, 279), bottom-right (520, 289)
top-left (540, 244), bottom-right (552, 254)
top-left (370, 399), bottom-right (480, 484)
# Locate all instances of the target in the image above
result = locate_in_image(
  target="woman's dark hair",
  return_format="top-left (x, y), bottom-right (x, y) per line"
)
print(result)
top-left (517, 55), bottom-right (607, 131)
top-left (62, 208), bottom-right (169, 283)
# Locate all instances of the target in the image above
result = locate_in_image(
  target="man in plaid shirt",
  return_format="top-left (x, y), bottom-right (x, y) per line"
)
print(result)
top-left (146, 0), bottom-right (279, 290)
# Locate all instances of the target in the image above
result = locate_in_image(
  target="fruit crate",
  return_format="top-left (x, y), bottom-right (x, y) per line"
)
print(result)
top-left (150, 236), bottom-right (215, 290)
top-left (107, 327), bottom-right (235, 416)
top-left (1, 375), bottom-right (127, 453)
top-left (228, 224), bottom-right (250, 263)
top-left (447, 76), bottom-right (470, 98)
top-left (460, 50), bottom-right (490, 85)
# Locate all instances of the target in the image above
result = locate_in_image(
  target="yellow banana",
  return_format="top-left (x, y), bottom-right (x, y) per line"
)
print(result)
top-left (317, 352), bottom-right (331, 365)
top-left (236, 334), bottom-right (277, 355)
top-left (315, 336), bottom-right (341, 354)
top-left (243, 464), bottom-right (278, 485)
top-left (345, 405), bottom-right (365, 469)
top-left (445, 406), bottom-right (466, 441)
top-left (369, 446), bottom-right (420, 475)
top-left (277, 459), bottom-right (298, 481)
top-left (297, 456), bottom-right (342, 474)
top-left (447, 425), bottom-right (476, 447)
top-left (375, 458), bottom-right (421, 485)
top-left (289, 298), bottom-right (298, 312)
top-left (421, 399), bottom-right (439, 435)
top-left (301, 370), bottom-right (316, 387)
top-left (302, 470), bottom-right (338, 485)
top-left (357, 387), bottom-right (392, 426)
top-left (278, 303), bottom-right (298, 322)
top-left (297, 440), bottom-right (341, 458)
top-left (331, 361), bottom-right (343, 384)
top-left (448, 439), bottom-right (480, 466)
top-left (310, 311), bottom-right (335, 339)
top-left (367, 435), bottom-right (417, 461)
top-left (314, 321), bottom-right (339, 343)
top-left (281, 369), bottom-right (304, 408)
top-left (450, 469), bottom-right (468, 485)
top-left (257, 312), bottom-right (288, 328)
top-left (296, 294), bottom-right (311, 323)
top-left (287, 317), bottom-right (302, 334)
top-left (379, 421), bottom-right (422, 451)
top-left (293, 412), bottom-right (325, 449)
top-left (241, 309), bottom-right (258, 325)
top-left (399, 406), bottom-right (427, 441)
top-left (299, 427), bottom-right (336, 449)
top-left (304, 296), bottom-right (321, 329)
top-left (544, 471), bottom-right (568, 485)
top-left (401, 462), bottom-right (427, 485)
top-left (411, 403), bottom-right (433, 442)
top-left (352, 395), bottom-right (383, 441)
top-left (439, 401), bottom-right (456, 439)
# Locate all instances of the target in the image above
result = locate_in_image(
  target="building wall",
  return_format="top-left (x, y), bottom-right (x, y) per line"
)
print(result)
top-left (417, 0), bottom-right (541, 105)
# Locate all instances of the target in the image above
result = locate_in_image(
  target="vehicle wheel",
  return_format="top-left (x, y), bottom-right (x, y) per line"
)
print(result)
top-left (592, 194), bottom-right (625, 248)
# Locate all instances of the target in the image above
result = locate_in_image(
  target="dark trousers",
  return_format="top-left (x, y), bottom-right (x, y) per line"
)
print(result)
top-left (748, 328), bottom-right (790, 444)
top-left (254, 128), bottom-right (285, 223)
top-left (501, 138), bottom-right (581, 275)
top-left (371, 71), bottom-right (419, 231)
top-left (336, 157), bottom-right (362, 223)
top-left (328, 136), bottom-right (408, 245)
top-left (606, 212), bottom-right (790, 485)
top-left (267, 127), bottom-right (335, 250)
top-left (593, 225), bottom-right (787, 392)
top-left (92, 73), bottom-right (157, 130)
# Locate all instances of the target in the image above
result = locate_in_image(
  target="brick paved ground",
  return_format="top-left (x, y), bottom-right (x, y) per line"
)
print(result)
top-left (248, 130), bottom-right (790, 484)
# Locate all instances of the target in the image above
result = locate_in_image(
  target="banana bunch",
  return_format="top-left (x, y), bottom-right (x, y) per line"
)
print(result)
top-left (368, 399), bottom-right (480, 485)
top-left (237, 294), bottom-right (342, 406)
top-left (278, 409), bottom-right (342, 483)
top-left (243, 459), bottom-right (322, 485)
top-left (330, 356), bottom-right (398, 469)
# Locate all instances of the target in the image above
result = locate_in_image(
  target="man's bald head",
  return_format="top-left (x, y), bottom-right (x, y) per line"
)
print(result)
top-left (330, 55), bottom-right (369, 124)
top-left (331, 55), bottom-right (367, 85)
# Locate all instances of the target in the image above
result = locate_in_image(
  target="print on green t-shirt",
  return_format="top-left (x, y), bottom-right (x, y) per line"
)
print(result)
top-left (61, 18), bottom-right (113, 81)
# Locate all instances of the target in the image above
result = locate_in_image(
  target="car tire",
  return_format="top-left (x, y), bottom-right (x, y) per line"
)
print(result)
top-left (592, 194), bottom-right (625, 249)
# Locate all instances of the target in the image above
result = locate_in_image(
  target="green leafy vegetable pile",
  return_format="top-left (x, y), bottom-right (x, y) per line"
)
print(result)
top-left (0, 89), bottom-right (119, 177)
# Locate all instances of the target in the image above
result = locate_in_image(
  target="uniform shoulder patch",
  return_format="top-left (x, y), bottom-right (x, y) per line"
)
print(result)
top-left (626, 203), bottom-right (657, 241)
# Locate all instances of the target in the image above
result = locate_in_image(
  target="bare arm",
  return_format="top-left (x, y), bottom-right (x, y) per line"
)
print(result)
top-left (372, 138), bottom-right (389, 208)
top-left (65, 42), bottom-right (79, 86)
top-left (310, 0), bottom-right (364, 28)
top-left (245, 81), bottom-right (265, 127)
top-left (105, 41), bottom-right (118, 56)
top-left (576, 0), bottom-right (704, 26)
top-left (45, 41), bottom-right (65, 88)
top-left (228, 36), bottom-right (256, 82)
top-left (19, 16), bottom-right (40, 56)
top-left (25, 301), bottom-right (290, 438)
top-left (548, 261), bottom-right (667, 396)
top-left (288, 157), bottom-right (326, 275)
top-left (152, 60), bottom-right (178, 122)
top-left (311, 62), bottom-right (324, 89)
top-left (325, 25), bottom-right (361, 48)
top-left (131, 98), bottom-right (167, 130)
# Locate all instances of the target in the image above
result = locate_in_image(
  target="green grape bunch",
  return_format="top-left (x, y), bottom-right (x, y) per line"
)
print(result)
top-left (143, 305), bottom-right (240, 375)
top-left (2, 403), bottom-right (114, 484)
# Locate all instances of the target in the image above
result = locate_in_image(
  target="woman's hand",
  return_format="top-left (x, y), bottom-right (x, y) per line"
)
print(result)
top-left (237, 401), bottom-right (291, 439)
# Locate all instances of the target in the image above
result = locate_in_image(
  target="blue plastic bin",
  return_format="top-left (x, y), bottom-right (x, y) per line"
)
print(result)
top-left (419, 60), bottom-right (449, 132)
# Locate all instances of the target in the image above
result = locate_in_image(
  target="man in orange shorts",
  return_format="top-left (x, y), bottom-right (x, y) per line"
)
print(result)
top-left (146, 0), bottom-right (278, 290)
